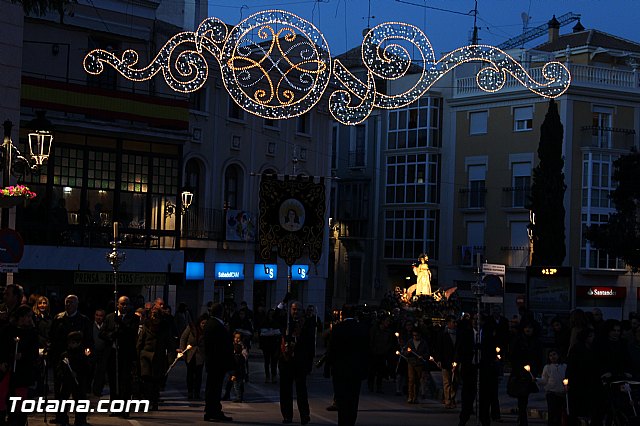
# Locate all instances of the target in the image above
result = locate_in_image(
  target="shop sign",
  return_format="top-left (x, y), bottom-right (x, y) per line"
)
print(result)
top-left (291, 264), bottom-right (309, 280)
top-left (186, 262), bottom-right (205, 280)
top-left (214, 263), bottom-right (245, 280)
top-left (254, 264), bottom-right (277, 281)
top-left (576, 286), bottom-right (626, 299)
top-left (74, 272), bottom-right (167, 285)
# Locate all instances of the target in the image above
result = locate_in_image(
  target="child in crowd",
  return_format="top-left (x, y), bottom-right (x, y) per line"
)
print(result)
top-left (537, 349), bottom-right (567, 426)
top-left (223, 332), bottom-right (249, 403)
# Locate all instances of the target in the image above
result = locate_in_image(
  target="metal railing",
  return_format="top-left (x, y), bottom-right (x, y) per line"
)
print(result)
top-left (182, 207), bottom-right (224, 240)
top-left (459, 188), bottom-right (487, 209)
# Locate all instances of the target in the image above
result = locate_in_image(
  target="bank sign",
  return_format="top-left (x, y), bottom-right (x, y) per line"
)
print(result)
top-left (576, 286), bottom-right (626, 299)
top-left (214, 263), bottom-right (245, 280)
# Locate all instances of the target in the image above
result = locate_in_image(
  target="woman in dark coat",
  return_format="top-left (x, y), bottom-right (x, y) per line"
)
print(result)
top-left (566, 328), bottom-right (600, 426)
top-left (509, 321), bottom-right (544, 426)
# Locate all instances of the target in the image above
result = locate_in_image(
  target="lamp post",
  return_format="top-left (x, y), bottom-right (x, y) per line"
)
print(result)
top-left (1, 113), bottom-right (53, 224)
top-left (471, 252), bottom-right (485, 426)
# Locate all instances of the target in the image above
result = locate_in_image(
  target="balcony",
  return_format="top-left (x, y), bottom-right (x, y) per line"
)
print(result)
top-left (579, 125), bottom-right (636, 149)
top-left (502, 187), bottom-right (531, 209)
top-left (182, 207), bottom-right (224, 240)
top-left (459, 245), bottom-right (485, 267)
top-left (500, 246), bottom-right (531, 268)
top-left (348, 150), bottom-right (366, 169)
top-left (454, 63), bottom-right (640, 98)
top-left (459, 188), bottom-right (487, 209)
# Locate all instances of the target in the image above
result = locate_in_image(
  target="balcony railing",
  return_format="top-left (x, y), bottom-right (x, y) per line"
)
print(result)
top-left (459, 188), bottom-right (487, 209)
top-left (182, 207), bottom-right (224, 240)
top-left (459, 245), bottom-right (485, 267)
top-left (455, 63), bottom-right (640, 97)
top-left (502, 187), bottom-right (531, 209)
top-left (580, 125), bottom-right (636, 148)
top-left (500, 246), bottom-right (530, 268)
top-left (348, 150), bottom-right (366, 168)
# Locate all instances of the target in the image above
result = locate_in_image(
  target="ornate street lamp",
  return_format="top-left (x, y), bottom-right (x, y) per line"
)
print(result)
top-left (181, 189), bottom-right (193, 211)
top-left (27, 111), bottom-right (54, 166)
top-left (1, 111), bottom-right (53, 178)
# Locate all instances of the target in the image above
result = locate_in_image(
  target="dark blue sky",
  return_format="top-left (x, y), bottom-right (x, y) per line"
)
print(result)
top-left (207, 0), bottom-right (639, 56)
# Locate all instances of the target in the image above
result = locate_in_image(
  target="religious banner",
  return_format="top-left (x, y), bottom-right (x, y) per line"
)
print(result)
top-left (258, 174), bottom-right (326, 266)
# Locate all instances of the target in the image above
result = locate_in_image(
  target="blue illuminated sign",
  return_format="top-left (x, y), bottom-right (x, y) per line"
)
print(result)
top-left (185, 262), bottom-right (204, 280)
top-left (291, 264), bottom-right (309, 280)
top-left (214, 263), bottom-right (245, 280)
top-left (254, 264), bottom-right (277, 280)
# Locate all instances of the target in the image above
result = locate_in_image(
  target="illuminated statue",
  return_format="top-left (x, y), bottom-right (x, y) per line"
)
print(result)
top-left (412, 253), bottom-right (432, 296)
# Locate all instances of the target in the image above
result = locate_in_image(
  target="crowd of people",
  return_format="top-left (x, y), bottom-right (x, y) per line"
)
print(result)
top-left (1, 282), bottom-right (640, 426)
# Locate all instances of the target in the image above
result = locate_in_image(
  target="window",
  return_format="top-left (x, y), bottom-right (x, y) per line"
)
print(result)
top-left (469, 111), bottom-right (488, 135)
top-left (463, 221), bottom-right (484, 265)
top-left (387, 97), bottom-right (441, 150)
top-left (386, 154), bottom-right (439, 204)
top-left (468, 164), bottom-right (486, 208)
top-left (228, 98), bottom-right (244, 120)
top-left (514, 106), bottom-right (533, 131)
top-left (511, 162), bottom-right (531, 207)
top-left (296, 113), bottom-right (310, 134)
top-left (581, 152), bottom-right (624, 269)
top-left (383, 209), bottom-right (438, 260)
top-left (189, 88), bottom-right (207, 111)
top-left (224, 165), bottom-right (242, 209)
top-left (349, 124), bottom-right (366, 168)
top-left (592, 106), bottom-right (613, 148)
top-left (264, 117), bottom-right (278, 129)
top-left (509, 221), bottom-right (530, 267)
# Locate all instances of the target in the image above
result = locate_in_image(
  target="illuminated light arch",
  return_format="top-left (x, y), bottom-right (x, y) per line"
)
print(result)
top-left (84, 10), bottom-right (571, 125)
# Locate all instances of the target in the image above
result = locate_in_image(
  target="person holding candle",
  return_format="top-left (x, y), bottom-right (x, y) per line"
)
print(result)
top-left (537, 350), bottom-right (567, 426)
top-left (508, 322), bottom-right (543, 426)
top-left (0, 305), bottom-right (39, 426)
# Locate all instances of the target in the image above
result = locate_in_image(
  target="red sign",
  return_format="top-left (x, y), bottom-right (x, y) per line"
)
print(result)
top-left (576, 286), bottom-right (626, 299)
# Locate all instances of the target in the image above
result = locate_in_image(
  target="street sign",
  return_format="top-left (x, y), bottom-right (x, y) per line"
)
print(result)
top-left (0, 229), bottom-right (24, 264)
top-left (0, 263), bottom-right (19, 273)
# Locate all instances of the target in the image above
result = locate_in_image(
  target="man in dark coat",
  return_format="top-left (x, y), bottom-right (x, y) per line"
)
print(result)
top-left (48, 294), bottom-right (93, 424)
top-left (457, 314), bottom-right (495, 426)
top-left (277, 297), bottom-right (315, 425)
top-left (203, 302), bottom-right (234, 422)
top-left (327, 305), bottom-right (371, 426)
top-left (101, 296), bottom-right (139, 416)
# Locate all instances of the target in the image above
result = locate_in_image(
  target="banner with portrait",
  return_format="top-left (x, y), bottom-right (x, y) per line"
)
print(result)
top-left (258, 174), bottom-right (326, 266)
top-left (226, 209), bottom-right (256, 242)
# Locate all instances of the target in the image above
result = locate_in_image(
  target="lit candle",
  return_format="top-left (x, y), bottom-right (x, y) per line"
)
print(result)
top-left (396, 350), bottom-right (400, 355)
top-left (563, 379), bottom-right (569, 415)
top-left (395, 332), bottom-right (400, 337)
top-left (524, 364), bottom-right (534, 379)
top-left (113, 221), bottom-right (118, 240)
top-left (495, 347), bottom-right (501, 353)
top-left (452, 362), bottom-right (457, 368)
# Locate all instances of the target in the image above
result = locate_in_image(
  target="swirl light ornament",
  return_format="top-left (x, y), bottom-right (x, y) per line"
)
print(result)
top-left (84, 10), bottom-right (571, 125)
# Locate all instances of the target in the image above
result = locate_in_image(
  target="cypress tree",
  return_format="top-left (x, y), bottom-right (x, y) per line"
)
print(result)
top-left (528, 99), bottom-right (567, 266)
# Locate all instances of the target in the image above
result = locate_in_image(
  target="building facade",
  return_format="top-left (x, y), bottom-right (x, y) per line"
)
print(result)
top-left (442, 20), bottom-right (640, 321)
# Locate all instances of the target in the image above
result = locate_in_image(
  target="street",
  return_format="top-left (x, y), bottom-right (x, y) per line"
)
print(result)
top-left (25, 353), bottom-right (546, 426)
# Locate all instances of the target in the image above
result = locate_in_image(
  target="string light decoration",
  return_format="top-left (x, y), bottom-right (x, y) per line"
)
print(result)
top-left (84, 10), bottom-right (571, 125)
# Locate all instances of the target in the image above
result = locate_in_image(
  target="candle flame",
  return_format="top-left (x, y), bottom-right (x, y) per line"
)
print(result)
top-left (452, 362), bottom-right (457, 367)
top-left (395, 332), bottom-right (400, 337)
top-left (396, 350), bottom-right (400, 355)
top-left (563, 379), bottom-right (568, 386)
top-left (495, 347), bottom-right (500, 353)
top-left (524, 365), bottom-right (531, 372)
top-left (407, 347), bottom-right (412, 352)
top-left (186, 345), bottom-right (192, 350)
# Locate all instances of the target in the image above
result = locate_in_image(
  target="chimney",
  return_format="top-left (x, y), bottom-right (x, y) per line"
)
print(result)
top-left (548, 15), bottom-right (560, 42)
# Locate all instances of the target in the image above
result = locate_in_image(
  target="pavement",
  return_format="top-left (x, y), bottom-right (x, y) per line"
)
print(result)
top-left (18, 347), bottom-right (551, 426)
